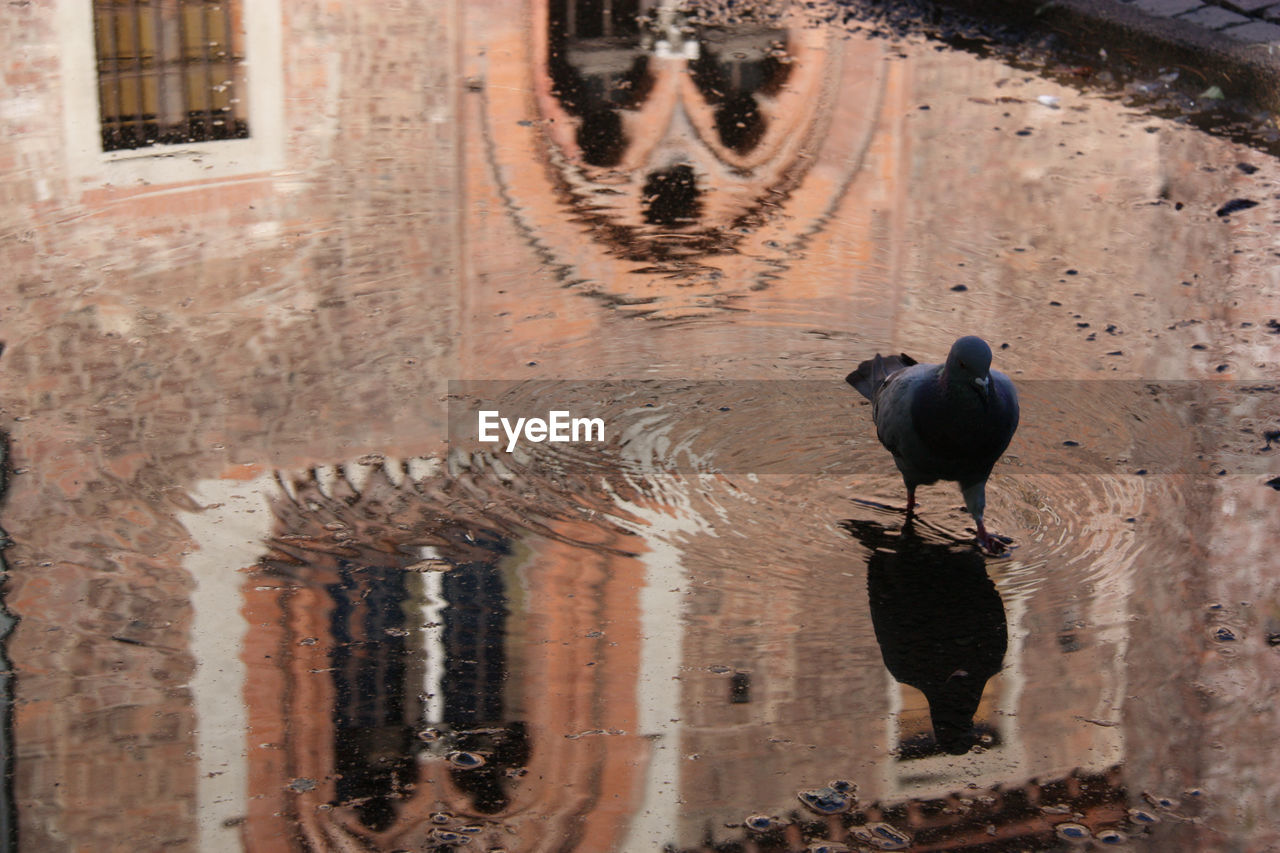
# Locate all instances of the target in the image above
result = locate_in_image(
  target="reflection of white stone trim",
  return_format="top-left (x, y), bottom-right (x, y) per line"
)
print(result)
top-left (56, 0), bottom-right (284, 187)
top-left (621, 534), bottom-right (687, 853)
top-left (181, 474), bottom-right (275, 853)
top-left (419, 548), bottom-right (447, 725)
top-left (602, 475), bottom-right (702, 853)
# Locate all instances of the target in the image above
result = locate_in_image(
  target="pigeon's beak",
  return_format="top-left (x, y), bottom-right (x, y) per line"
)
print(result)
top-left (973, 375), bottom-right (990, 404)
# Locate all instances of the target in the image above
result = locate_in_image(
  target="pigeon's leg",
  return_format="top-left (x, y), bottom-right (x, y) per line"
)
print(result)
top-left (904, 485), bottom-right (916, 516)
top-left (962, 480), bottom-right (1007, 555)
top-left (961, 481), bottom-right (987, 524)
top-left (975, 520), bottom-right (1007, 556)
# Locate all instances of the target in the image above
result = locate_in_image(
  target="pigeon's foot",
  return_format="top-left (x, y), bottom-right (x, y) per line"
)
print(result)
top-left (905, 487), bottom-right (917, 517)
top-left (975, 521), bottom-right (1012, 556)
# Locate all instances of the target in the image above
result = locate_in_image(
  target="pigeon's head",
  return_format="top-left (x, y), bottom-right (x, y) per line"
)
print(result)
top-left (945, 336), bottom-right (994, 401)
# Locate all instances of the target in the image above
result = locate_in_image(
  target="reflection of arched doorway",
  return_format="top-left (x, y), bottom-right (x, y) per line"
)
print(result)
top-left (327, 545), bottom-right (531, 827)
top-left (235, 458), bottom-right (650, 851)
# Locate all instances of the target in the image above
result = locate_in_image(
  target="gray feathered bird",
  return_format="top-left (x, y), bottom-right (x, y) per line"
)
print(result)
top-left (846, 336), bottom-right (1019, 554)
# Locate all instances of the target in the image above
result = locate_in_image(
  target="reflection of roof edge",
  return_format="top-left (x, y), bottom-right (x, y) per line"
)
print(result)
top-left (260, 453), bottom-right (644, 579)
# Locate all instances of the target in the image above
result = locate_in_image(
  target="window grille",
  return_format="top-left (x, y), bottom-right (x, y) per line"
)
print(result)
top-left (93, 0), bottom-right (249, 152)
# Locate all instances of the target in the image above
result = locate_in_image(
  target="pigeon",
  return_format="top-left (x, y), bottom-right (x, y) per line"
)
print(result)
top-left (846, 336), bottom-right (1019, 554)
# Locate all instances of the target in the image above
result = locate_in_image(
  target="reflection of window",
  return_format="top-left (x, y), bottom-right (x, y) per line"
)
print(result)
top-left (321, 537), bottom-right (527, 823)
top-left (548, 0), bottom-right (651, 166)
top-left (561, 0), bottom-right (642, 39)
top-left (328, 561), bottom-right (415, 832)
top-left (690, 28), bottom-right (790, 153)
top-left (93, 0), bottom-right (250, 151)
top-left (642, 165), bottom-right (700, 226)
top-left (439, 559), bottom-right (511, 729)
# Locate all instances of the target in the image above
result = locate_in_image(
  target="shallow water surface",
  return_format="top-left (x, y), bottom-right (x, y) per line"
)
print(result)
top-left (2, 1), bottom-right (1280, 851)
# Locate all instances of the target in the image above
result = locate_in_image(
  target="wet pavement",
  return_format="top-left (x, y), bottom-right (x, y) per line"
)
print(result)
top-left (2, 0), bottom-right (1280, 851)
top-left (932, 0), bottom-right (1280, 77)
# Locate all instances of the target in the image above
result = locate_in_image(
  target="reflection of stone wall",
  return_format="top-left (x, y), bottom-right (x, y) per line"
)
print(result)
top-left (1, 1), bottom-right (461, 847)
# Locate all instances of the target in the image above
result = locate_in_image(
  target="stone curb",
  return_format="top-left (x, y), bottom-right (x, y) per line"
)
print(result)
top-left (925, 0), bottom-right (1280, 111)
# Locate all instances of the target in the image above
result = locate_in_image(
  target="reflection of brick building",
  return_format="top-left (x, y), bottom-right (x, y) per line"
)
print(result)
top-left (0, 433), bottom-right (18, 848)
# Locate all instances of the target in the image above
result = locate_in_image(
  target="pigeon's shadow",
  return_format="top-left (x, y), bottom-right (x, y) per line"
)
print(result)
top-left (841, 517), bottom-right (1008, 755)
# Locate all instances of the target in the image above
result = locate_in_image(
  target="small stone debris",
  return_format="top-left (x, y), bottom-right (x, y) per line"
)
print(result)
top-left (1216, 198), bottom-right (1258, 217)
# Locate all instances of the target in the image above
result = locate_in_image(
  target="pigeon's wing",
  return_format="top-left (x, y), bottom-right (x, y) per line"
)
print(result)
top-left (982, 368), bottom-right (1020, 462)
top-left (846, 353), bottom-right (918, 401)
top-left (871, 363), bottom-right (930, 460)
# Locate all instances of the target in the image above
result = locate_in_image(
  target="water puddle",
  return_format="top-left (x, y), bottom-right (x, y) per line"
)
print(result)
top-left (3, 0), bottom-right (1280, 851)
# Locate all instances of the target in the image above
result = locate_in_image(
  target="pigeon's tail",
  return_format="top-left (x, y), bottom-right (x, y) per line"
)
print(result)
top-left (845, 353), bottom-right (917, 400)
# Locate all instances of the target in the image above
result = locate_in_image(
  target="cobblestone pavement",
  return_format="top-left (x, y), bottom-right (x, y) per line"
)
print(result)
top-left (1131, 0), bottom-right (1280, 43)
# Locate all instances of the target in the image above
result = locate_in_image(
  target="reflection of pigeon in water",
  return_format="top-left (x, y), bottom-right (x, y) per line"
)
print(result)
top-left (847, 336), bottom-right (1019, 554)
top-left (844, 518), bottom-right (1008, 755)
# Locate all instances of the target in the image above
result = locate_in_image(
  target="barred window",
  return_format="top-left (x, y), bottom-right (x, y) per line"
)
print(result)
top-left (93, 0), bottom-right (249, 152)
